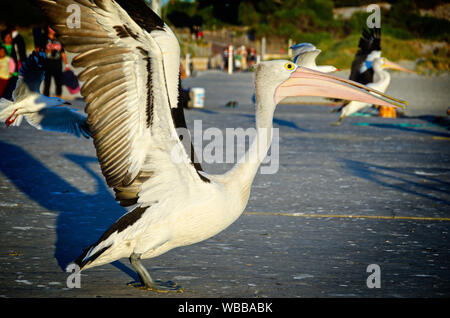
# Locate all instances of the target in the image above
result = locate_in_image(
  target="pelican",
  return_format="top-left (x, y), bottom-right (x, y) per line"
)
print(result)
top-left (291, 43), bottom-right (338, 73)
top-left (0, 51), bottom-right (88, 135)
top-left (332, 57), bottom-right (413, 125)
top-left (31, 0), bottom-right (406, 292)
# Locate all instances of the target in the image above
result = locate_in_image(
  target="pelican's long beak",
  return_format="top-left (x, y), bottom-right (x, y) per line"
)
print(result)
top-left (383, 60), bottom-right (415, 73)
top-left (275, 66), bottom-right (408, 108)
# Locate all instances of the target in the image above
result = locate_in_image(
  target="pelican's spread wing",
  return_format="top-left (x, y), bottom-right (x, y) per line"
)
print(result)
top-left (13, 51), bottom-right (46, 101)
top-left (38, 0), bottom-right (210, 209)
top-left (358, 28), bottom-right (381, 57)
top-left (349, 28), bottom-right (381, 84)
top-left (294, 49), bottom-right (321, 68)
top-left (25, 106), bottom-right (90, 138)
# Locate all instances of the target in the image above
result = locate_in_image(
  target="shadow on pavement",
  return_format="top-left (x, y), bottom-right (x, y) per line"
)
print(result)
top-left (352, 122), bottom-right (450, 138)
top-left (0, 140), bottom-right (138, 281)
top-left (341, 158), bottom-right (450, 205)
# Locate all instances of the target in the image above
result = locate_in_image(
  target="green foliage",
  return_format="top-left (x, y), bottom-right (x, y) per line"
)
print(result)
top-left (238, 2), bottom-right (260, 27)
top-left (237, 0), bottom-right (337, 39)
top-left (382, 26), bottom-right (414, 40)
top-left (294, 32), bottom-right (333, 47)
top-left (165, 0), bottom-right (204, 28)
top-left (385, 0), bottom-right (450, 41)
top-left (406, 15), bottom-right (450, 41)
top-left (347, 11), bottom-right (369, 33)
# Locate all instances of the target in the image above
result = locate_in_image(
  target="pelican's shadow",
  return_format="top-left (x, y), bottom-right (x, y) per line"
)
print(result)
top-left (0, 140), bottom-right (137, 280)
top-left (341, 158), bottom-right (450, 205)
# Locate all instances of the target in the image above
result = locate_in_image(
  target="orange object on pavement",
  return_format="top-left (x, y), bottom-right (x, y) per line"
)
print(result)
top-left (379, 106), bottom-right (397, 118)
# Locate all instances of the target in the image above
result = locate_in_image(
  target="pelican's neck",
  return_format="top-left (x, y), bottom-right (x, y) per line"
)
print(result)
top-left (373, 66), bottom-right (390, 91)
top-left (228, 89), bottom-right (276, 185)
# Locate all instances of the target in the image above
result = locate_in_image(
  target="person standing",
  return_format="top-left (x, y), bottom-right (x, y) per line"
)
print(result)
top-left (10, 26), bottom-right (27, 71)
top-left (1, 30), bottom-right (19, 100)
top-left (33, 27), bottom-right (46, 52)
top-left (44, 26), bottom-right (70, 98)
top-left (240, 46), bottom-right (248, 71)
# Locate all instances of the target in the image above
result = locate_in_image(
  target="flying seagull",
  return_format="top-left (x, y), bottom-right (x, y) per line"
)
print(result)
top-left (0, 51), bottom-right (89, 137)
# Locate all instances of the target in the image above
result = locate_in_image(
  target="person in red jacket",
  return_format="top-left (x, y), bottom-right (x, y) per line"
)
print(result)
top-left (43, 26), bottom-right (70, 98)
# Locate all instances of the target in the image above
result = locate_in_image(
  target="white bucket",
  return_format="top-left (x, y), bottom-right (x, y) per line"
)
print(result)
top-left (189, 87), bottom-right (205, 108)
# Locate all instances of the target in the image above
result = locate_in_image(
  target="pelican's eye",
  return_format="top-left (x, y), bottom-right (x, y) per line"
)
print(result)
top-left (284, 62), bottom-right (296, 71)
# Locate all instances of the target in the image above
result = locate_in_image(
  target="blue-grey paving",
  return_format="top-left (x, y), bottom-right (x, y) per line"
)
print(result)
top-left (0, 71), bottom-right (449, 297)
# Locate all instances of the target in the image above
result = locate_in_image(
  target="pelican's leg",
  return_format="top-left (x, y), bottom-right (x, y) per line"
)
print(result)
top-left (331, 116), bottom-right (344, 126)
top-left (128, 253), bottom-right (183, 293)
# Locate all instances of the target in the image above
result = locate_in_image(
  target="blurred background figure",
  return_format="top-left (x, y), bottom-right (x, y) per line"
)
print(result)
top-left (43, 26), bottom-right (70, 98)
top-left (234, 48), bottom-right (241, 71)
top-left (10, 25), bottom-right (27, 70)
top-left (1, 29), bottom-right (21, 100)
top-left (239, 46), bottom-right (248, 71)
top-left (33, 26), bottom-right (46, 52)
top-left (248, 48), bottom-right (257, 69)
top-left (223, 45), bottom-right (229, 71)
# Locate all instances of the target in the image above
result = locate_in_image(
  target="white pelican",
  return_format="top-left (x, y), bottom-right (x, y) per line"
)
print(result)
top-left (30, 0), bottom-right (406, 293)
top-left (291, 43), bottom-right (338, 73)
top-left (349, 28), bottom-right (381, 85)
top-left (332, 57), bottom-right (413, 125)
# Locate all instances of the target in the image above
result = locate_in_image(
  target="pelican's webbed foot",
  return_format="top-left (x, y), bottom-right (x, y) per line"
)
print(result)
top-left (128, 279), bottom-right (183, 293)
top-left (128, 253), bottom-right (183, 293)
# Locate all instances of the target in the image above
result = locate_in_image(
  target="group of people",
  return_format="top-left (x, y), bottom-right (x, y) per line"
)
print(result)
top-left (0, 25), bottom-right (70, 100)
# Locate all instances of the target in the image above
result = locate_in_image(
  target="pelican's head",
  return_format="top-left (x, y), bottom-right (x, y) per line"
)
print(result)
top-left (255, 60), bottom-right (407, 109)
top-left (376, 57), bottom-right (415, 73)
